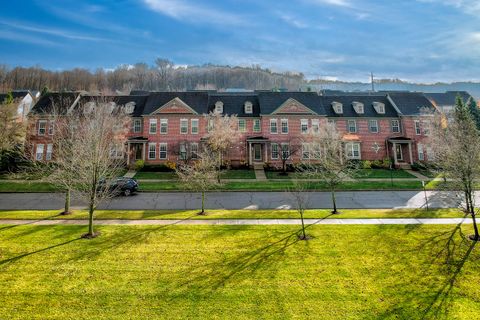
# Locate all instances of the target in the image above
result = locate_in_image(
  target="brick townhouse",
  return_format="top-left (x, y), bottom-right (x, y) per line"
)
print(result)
top-left (26, 89), bottom-right (471, 168)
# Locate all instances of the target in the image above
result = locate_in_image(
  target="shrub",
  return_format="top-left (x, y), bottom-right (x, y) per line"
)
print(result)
top-left (165, 161), bottom-right (176, 170)
top-left (362, 160), bottom-right (372, 169)
top-left (142, 164), bottom-right (175, 172)
top-left (134, 160), bottom-right (145, 171)
top-left (411, 161), bottom-right (427, 171)
top-left (382, 158), bottom-right (392, 169)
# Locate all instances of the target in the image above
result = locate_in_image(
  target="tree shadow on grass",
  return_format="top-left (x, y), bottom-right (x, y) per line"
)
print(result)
top-left (0, 213), bottom-right (62, 233)
top-left (372, 221), bottom-right (478, 319)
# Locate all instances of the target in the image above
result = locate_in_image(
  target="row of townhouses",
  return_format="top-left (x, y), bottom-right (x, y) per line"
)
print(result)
top-left (16, 90), bottom-right (475, 168)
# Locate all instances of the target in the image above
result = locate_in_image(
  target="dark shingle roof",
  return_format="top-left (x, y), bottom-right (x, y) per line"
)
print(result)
top-left (0, 90), bottom-right (32, 103)
top-left (207, 93), bottom-right (260, 117)
top-left (424, 91), bottom-right (473, 106)
top-left (257, 92), bottom-right (323, 115)
top-left (29, 92), bottom-right (79, 115)
top-left (78, 95), bottom-right (148, 117)
top-left (321, 94), bottom-right (398, 118)
top-left (142, 92), bottom-right (210, 115)
top-left (387, 92), bottom-right (435, 116)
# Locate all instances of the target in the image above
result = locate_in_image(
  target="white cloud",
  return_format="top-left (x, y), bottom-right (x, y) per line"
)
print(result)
top-left (309, 0), bottom-right (352, 7)
top-left (278, 14), bottom-right (308, 28)
top-left (0, 30), bottom-right (58, 46)
top-left (417, 0), bottom-right (480, 15)
top-left (142, 0), bottom-right (246, 26)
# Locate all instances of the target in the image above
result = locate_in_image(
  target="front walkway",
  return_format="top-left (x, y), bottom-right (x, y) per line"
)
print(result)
top-left (0, 217), bottom-right (471, 225)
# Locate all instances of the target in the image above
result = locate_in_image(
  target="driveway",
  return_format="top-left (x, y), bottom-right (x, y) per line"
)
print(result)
top-left (0, 191), bottom-right (475, 210)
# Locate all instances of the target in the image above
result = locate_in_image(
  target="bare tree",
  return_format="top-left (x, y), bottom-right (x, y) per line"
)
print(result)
top-left (278, 138), bottom-right (302, 175)
top-left (298, 124), bottom-right (358, 214)
top-left (429, 95), bottom-right (480, 241)
top-left (205, 111), bottom-right (240, 182)
top-left (288, 180), bottom-right (312, 240)
top-left (51, 97), bottom-right (129, 238)
top-left (176, 149), bottom-right (220, 215)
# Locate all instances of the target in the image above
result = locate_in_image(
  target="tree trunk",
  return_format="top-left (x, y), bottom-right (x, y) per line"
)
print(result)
top-left (465, 191), bottom-right (471, 213)
top-left (88, 201), bottom-right (94, 236)
top-left (331, 189), bottom-right (338, 214)
top-left (300, 209), bottom-right (306, 239)
top-left (471, 211), bottom-right (479, 241)
top-left (201, 191), bottom-right (205, 214)
top-left (62, 189), bottom-right (71, 215)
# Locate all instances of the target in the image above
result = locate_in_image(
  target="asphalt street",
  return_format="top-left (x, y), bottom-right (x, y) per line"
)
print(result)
top-left (0, 191), bottom-right (475, 210)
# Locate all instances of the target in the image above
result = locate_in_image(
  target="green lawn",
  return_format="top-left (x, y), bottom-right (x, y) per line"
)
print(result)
top-left (0, 223), bottom-right (479, 319)
top-left (351, 169), bottom-right (416, 179)
top-left (0, 208), bottom-right (466, 220)
top-left (0, 181), bottom-right (58, 192)
top-left (134, 171), bottom-right (178, 180)
top-left (220, 169), bottom-right (256, 179)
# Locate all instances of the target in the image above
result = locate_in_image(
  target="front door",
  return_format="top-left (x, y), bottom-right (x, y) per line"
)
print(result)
top-left (135, 144), bottom-right (143, 160)
top-left (254, 144), bottom-right (262, 161)
top-left (395, 144), bottom-right (403, 161)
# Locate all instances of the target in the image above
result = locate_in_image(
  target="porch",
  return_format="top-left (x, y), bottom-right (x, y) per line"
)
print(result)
top-left (126, 137), bottom-right (148, 166)
top-left (387, 137), bottom-right (413, 167)
top-left (246, 136), bottom-right (269, 166)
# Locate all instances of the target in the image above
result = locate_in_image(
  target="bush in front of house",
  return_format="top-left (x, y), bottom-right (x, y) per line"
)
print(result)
top-left (134, 160), bottom-right (145, 171)
top-left (142, 164), bottom-right (175, 172)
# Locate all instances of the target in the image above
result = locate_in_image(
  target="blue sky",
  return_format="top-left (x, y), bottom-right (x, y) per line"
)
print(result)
top-left (1, 0), bottom-right (479, 82)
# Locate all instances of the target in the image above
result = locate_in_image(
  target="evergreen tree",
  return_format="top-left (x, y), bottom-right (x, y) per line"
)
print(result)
top-left (466, 97), bottom-right (480, 130)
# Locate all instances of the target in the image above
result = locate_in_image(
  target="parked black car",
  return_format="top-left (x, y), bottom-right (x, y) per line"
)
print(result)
top-left (98, 177), bottom-right (139, 196)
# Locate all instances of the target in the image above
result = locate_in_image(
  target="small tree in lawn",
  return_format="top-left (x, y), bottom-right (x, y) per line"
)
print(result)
top-left (176, 148), bottom-right (220, 215)
top-left (205, 111), bottom-right (240, 182)
top-left (429, 95), bottom-right (480, 241)
top-left (52, 97), bottom-right (129, 238)
top-left (288, 180), bottom-right (311, 240)
top-left (298, 124), bottom-right (357, 214)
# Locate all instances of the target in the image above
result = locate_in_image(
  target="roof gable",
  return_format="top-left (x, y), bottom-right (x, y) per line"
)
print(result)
top-left (150, 97), bottom-right (198, 115)
top-left (271, 98), bottom-right (317, 115)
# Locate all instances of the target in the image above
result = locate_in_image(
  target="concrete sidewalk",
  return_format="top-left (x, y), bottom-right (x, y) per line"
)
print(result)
top-left (0, 217), bottom-right (471, 226)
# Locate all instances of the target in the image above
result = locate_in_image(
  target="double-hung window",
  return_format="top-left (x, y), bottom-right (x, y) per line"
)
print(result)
top-left (369, 119), bottom-right (379, 133)
top-left (238, 119), bottom-right (246, 132)
top-left (148, 143), bottom-right (156, 160)
top-left (253, 119), bottom-right (261, 132)
top-left (345, 143), bottom-right (361, 159)
top-left (422, 120), bottom-right (430, 135)
top-left (347, 120), bottom-right (357, 133)
top-left (191, 119), bottom-right (199, 134)
top-left (46, 144), bottom-right (53, 161)
top-left (160, 119), bottom-right (168, 134)
top-left (391, 119), bottom-right (400, 133)
top-left (281, 143), bottom-right (290, 159)
top-left (180, 119), bottom-right (188, 134)
top-left (302, 143), bottom-right (310, 159)
top-left (271, 143), bottom-right (279, 159)
top-left (191, 142), bottom-right (199, 159)
top-left (48, 121), bottom-right (54, 135)
top-left (312, 119), bottom-right (320, 133)
top-left (281, 119), bottom-right (288, 134)
top-left (159, 143), bottom-right (167, 159)
top-left (270, 119), bottom-right (278, 134)
top-left (133, 119), bottom-right (142, 133)
top-left (149, 119), bottom-right (157, 134)
top-left (414, 120), bottom-right (421, 135)
top-left (417, 143), bottom-right (425, 161)
top-left (301, 119), bottom-right (308, 133)
top-left (179, 143), bottom-right (187, 160)
top-left (35, 144), bottom-right (44, 161)
top-left (38, 120), bottom-right (47, 135)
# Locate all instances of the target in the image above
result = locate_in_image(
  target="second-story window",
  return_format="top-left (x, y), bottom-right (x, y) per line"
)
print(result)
top-left (48, 121), bottom-right (54, 135)
top-left (191, 119), bottom-right (199, 134)
top-left (281, 119), bottom-right (288, 134)
top-left (160, 119), bottom-right (168, 134)
top-left (414, 120), bottom-right (421, 135)
top-left (38, 120), bottom-right (47, 135)
top-left (301, 119), bottom-right (308, 133)
top-left (180, 119), bottom-right (188, 134)
top-left (149, 119), bottom-right (157, 134)
top-left (133, 119), bottom-right (141, 133)
top-left (347, 120), bottom-right (357, 133)
top-left (369, 119), bottom-right (379, 133)
top-left (238, 119), bottom-right (246, 132)
top-left (270, 119), bottom-right (278, 134)
top-left (312, 119), bottom-right (319, 133)
top-left (391, 120), bottom-right (400, 133)
top-left (253, 119), bottom-right (261, 132)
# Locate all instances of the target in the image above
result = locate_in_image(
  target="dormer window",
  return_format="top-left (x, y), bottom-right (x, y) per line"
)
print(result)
top-left (84, 101), bottom-right (95, 114)
top-left (244, 101), bottom-right (253, 114)
top-left (352, 101), bottom-right (364, 114)
top-left (124, 102), bottom-right (135, 114)
top-left (332, 101), bottom-right (343, 114)
top-left (373, 102), bottom-right (385, 114)
top-left (215, 101), bottom-right (224, 113)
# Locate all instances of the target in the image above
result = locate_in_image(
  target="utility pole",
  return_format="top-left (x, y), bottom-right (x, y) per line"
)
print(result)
top-left (370, 72), bottom-right (375, 92)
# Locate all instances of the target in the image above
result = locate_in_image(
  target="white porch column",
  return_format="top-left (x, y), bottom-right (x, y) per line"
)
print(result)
top-left (142, 142), bottom-right (146, 161)
top-left (126, 142), bottom-right (130, 166)
top-left (392, 142), bottom-right (398, 165)
top-left (248, 142), bottom-right (252, 165)
top-left (264, 143), bottom-right (268, 162)
top-left (408, 143), bottom-right (413, 165)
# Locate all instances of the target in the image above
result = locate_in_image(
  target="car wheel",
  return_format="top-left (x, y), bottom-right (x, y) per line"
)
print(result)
top-left (124, 189), bottom-right (131, 196)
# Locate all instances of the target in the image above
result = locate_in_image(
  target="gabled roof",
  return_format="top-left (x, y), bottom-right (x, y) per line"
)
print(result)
top-left (150, 97), bottom-right (199, 115)
top-left (321, 94), bottom-right (398, 118)
top-left (387, 92), bottom-right (436, 116)
top-left (29, 92), bottom-right (79, 115)
top-left (143, 92), bottom-right (209, 115)
top-left (207, 93), bottom-right (260, 117)
top-left (424, 91), bottom-right (473, 106)
top-left (257, 92), bottom-right (323, 115)
top-left (0, 90), bottom-right (33, 103)
top-left (78, 95), bottom-right (148, 117)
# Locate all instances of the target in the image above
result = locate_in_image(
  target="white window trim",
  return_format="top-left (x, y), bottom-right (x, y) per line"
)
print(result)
top-left (160, 119), bottom-right (168, 134)
top-left (414, 120), bottom-right (421, 135)
top-left (159, 143), bottom-right (168, 159)
top-left (280, 119), bottom-right (289, 134)
top-left (48, 121), bottom-right (54, 135)
top-left (418, 143), bottom-right (425, 161)
top-left (391, 119), bottom-right (400, 133)
top-left (302, 143), bottom-right (310, 159)
top-left (345, 142), bottom-right (361, 159)
top-left (38, 120), bottom-right (47, 136)
top-left (46, 144), bottom-right (53, 160)
top-left (148, 143), bottom-right (156, 160)
top-left (253, 119), bottom-right (261, 133)
top-left (347, 119), bottom-right (357, 133)
top-left (301, 119), bottom-right (308, 134)
top-left (270, 119), bottom-right (278, 134)
top-left (191, 119), bottom-right (199, 134)
top-left (149, 119), bottom-right (157, 134)
top-left (180, 119), bottom-right (188, 134)
top-left (271, 143), bottom-right (279, 159)
top-left (369, 119), bottom-right (379, 133)
top-left (238, 119), bottom-right (246, 133)
top-left (36, 144), bottom-right (44, 161)
top-left (191, 142), bottom-right (199, 159)
top-left (133, 119), bottom-right (142, 133)
top-left (311, 119), bottom-right (320, 133)
top-left (281, 143), bottom-right (290, 159)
